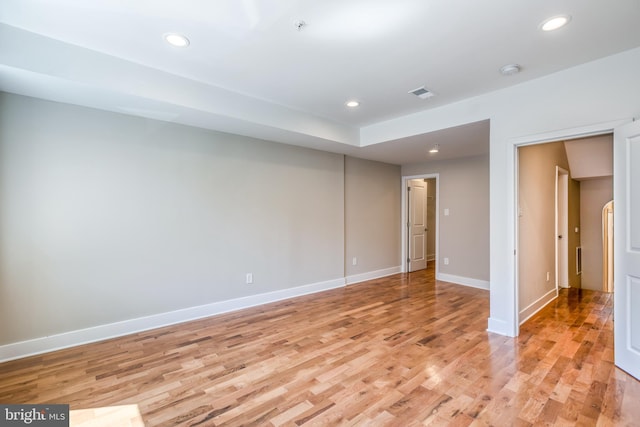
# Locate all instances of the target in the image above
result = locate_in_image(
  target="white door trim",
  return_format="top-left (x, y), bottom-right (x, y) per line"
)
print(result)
top-left (556, 166), bottom-right (569, 289)
top-left (401, 174), bottom-right (439, 274)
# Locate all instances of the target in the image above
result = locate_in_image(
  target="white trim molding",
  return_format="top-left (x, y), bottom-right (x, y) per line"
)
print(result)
top-left (346, 266), bottom-right (401, 285)
top-left (437, 273), bottom-right (490, 290)
top-left (487, 317), bottom-right (516, 337)
top-left (0, 277), bottom-right (345, 363)
top-left (518, 288), bottom-right (558, 325)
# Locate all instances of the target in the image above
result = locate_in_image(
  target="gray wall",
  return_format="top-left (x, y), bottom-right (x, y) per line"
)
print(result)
top-left (580, 177), bottom-right (613, 291)
top-left (0, 93), bottom-right (362, 345)
top-left (344, 157), bottom-right (401, 277)
top-left (568, 177), bottom-right (582, 289)
top-left (402, 154), bottom-right (489, 281)
top-left (0, 92), bottom-right (403, 347)
top-left (517, 142), bottom-right (580, 314)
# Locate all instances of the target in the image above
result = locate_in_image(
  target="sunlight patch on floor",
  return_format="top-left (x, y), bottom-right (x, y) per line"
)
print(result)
top-left (70, 404), bottom-right (145, 427)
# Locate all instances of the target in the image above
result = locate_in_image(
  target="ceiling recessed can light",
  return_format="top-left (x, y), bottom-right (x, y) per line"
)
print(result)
top-left (500, 64), bottom-right (521, 76)
top-left (346, 100), bottom-right (360, 108)
top-left (540, 15), bottom-right (571, 32)
top-left (164, 33), bottom-right (190, 47)
top-left (429, 144), bottom-right (440, 154)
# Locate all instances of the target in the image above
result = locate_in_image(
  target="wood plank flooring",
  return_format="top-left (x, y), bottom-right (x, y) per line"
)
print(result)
top-left (1, 265), bottom-right (639, 426)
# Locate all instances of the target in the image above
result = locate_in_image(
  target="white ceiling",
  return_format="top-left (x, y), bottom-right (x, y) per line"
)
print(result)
top-left (1, 0), bottom-right (640, 164)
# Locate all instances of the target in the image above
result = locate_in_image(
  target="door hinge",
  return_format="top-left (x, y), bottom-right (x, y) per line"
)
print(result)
top-left (407, 187), bottom-right (411, 191)
top-left (407, 258), bottom-right (410, 263)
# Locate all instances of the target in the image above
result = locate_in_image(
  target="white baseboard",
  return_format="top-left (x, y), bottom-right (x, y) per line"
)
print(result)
top-left (0, 277), bottom-right (345, 363)
top-left (487, 317), bottom-right (517, 337)
top-left (427, 254), bottom-right (436, 262)
top-left (519, 288), bottom-right (558, 325)
top-left (345, 266), bottom-right (401, 285)
top-left (437, 273), bottom-right (490, 290)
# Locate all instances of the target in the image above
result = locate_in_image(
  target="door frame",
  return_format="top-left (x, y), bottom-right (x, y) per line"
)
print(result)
top-left (401, 173), bottom-right (439, 274)
top-left (512, 119), bottom-right (625, 336)
top-left (556, 166), bottom-right (569, 289)
top-left (603, 200), bottom-right (614, 292)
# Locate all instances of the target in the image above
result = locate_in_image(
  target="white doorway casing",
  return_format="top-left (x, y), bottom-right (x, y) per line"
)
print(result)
top-left (603, 201), bottom-right (614, 293)
top-left (556, 167), bottom-right (569, 289)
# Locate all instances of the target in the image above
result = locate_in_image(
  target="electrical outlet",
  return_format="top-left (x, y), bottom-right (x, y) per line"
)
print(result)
top-left (246, 273), bottom-right (253, 284)
top-left (444, 257), bottom-right (449, 265)
top-left (352, 257), bottom-right (357, 266)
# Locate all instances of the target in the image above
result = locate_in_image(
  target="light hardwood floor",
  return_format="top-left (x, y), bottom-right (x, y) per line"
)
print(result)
top-left (1, 265), bottom-right (639, 426)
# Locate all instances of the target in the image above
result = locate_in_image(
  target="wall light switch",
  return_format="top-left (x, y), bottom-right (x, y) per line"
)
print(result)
top-left (246, 273), bottom-right (253, 284)
top-left (444, 208), bottom-right (450, 216)
top-left (444, 257), bottom-right (449, 265)
top-left (352, 257), bottom-right (357, 266)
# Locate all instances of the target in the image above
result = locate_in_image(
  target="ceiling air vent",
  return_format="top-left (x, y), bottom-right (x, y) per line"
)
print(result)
top-left (409, 86), bottom-right (435, 100)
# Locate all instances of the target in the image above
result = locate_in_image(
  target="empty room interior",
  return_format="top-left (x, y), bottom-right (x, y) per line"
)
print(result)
top-left (1, 1), bottom-right (640, 426)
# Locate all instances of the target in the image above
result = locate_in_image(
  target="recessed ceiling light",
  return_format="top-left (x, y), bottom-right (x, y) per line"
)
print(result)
top-left (540, 15), bottom-right (571, 32)
top-left (429, 144), bottom-right (440, 154)
top-left (500, 64), bottom-right (521, 76)
top-left (164, 33), bottom-right (190, 47)
top-left (346, 100), bottom-right (360, 108)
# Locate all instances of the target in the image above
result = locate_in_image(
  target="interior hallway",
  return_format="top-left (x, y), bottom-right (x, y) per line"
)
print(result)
top-left (1, 266), bottom-right (638, 426)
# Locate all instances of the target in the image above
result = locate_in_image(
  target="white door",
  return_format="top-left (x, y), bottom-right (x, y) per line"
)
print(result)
top-left (408, 179), bottom-right (427, 272)
top-left (614, 120), bottom-right (640, 380)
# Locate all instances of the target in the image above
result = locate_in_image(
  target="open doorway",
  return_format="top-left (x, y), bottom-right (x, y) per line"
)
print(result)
top-left (512, 122), bottom-right (638, 380)
top-left (516, 134), bottom-right (613, 324)
top-left (402, 174), bottom-right (438, 274)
